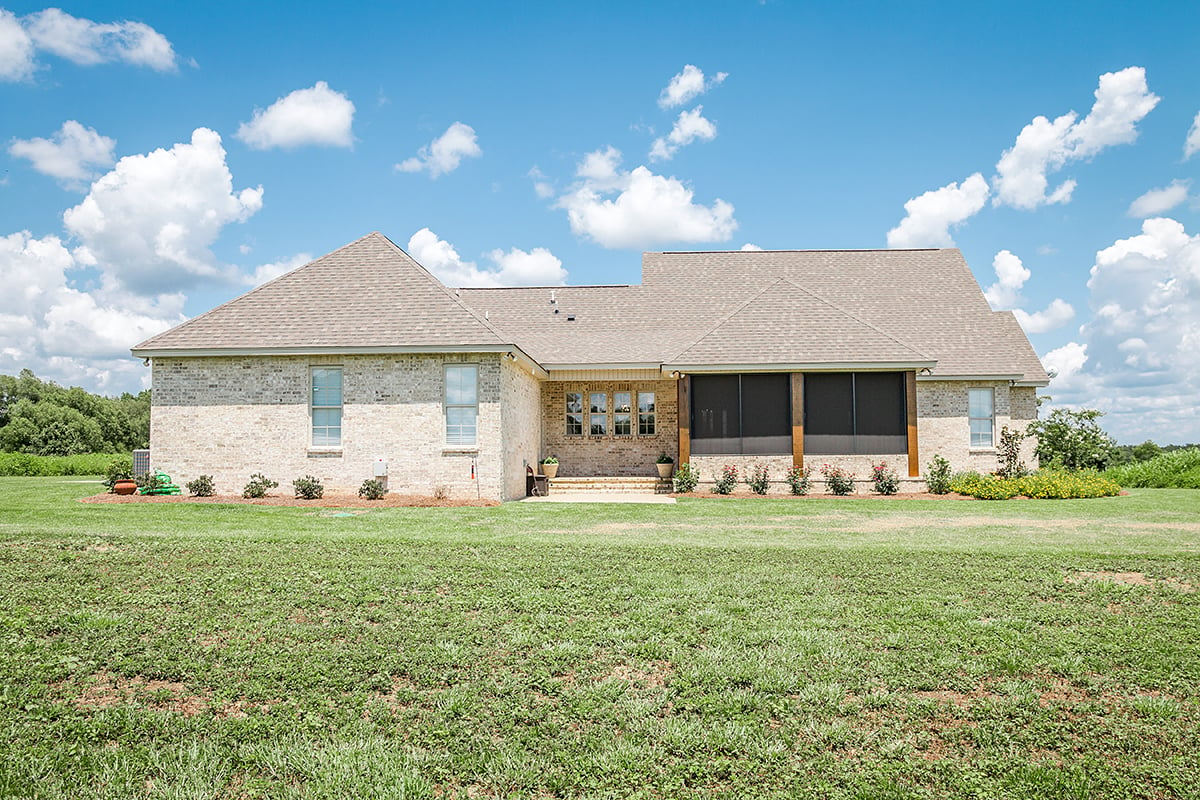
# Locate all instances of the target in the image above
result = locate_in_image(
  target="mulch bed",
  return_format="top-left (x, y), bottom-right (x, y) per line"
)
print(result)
top-left (79, 492), bottom-right (500, 508)
top-left (678, 490), bottom-right (973, 500)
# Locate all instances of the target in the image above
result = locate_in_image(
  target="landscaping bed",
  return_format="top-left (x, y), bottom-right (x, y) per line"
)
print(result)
top-left (79, 490), bottom-right (499, 508)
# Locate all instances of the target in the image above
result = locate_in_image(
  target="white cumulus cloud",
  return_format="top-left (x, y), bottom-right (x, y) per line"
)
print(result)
top-left (245, 253), bottom-right (312, 287)
top-left (1128, 180), bottom-right (1191, 218)
top-left (396, 122), bottom-right (481, 178)
top-left (0, 9), bottom-right (35, 81)
top-left (557, 148), bottom-right (737, 249)
top-left (1013, 299), bottom-right (1076, 334)
top-left (8, 120), bottom-right (116, 184)
top-left (983, 249), bottom-right (1031, 308)
top-left (21, 8), bottom-right (175, 71)
top-left (63, 127), bottom-right (264, 294)
top-left (650, 106), bottom-right (717, 161)
top-left (1185, 111), bottom-right (1200, 160)
top-left (658, 64), bottom-right (727, 109)
top-left (236, 82), bottom-right (356, 150)
top-left (886, 173), bottom-right (989, 248)
top-left (407, 229), bottom-right (566, 287)
top-left (993, 66), bottom-right (1159, 210)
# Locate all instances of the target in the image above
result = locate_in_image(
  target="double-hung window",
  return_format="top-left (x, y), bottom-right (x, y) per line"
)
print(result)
top-left (589, 392), bottom-right (608, 436)
top-left (968, 388), bottom-right (994, 448)
top-left (614, 392), bottom-right (632, 435)
top-left (565, 392), bottom-right (583, 435)
top-left (638, 392), bottom-right (656, 435)
top-left (311, 367), bottom-right (343, 447)
top-left (445, 365), bottom-right (478, 447)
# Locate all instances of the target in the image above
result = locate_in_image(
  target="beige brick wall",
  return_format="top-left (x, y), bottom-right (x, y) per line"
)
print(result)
top-left (500, 358), bottom-right (543, 499)
top-left (916, 380), bottom-right (1038, 476)
top-left (539, 380), bottom-right (678, 477)
top-left (150, 353), bottom-right (513, 499)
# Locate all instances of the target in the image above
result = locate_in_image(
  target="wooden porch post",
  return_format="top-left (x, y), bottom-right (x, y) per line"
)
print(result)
top-left (791, 372), bottom-right (804, 469)
top-left (906, 370), bottom-right (919, 477)
top-left (677, 375), bottom-right (691, 465)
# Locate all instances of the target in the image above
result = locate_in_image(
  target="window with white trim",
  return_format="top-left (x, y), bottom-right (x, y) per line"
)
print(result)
top-left (589, 392), bottom-right (608, 436)
top-left (445, 365), bottom-right (478, 446)
top-left (638, 391), bottom-right (656, 435)
top-left (968, 387), bottom-right (994, 448)
top-left (311, 367), bottom-right (343, 447)
top-left (565, 391), bottom-right (583, 435)
top-left (614, 391), bottom-right (632, 436)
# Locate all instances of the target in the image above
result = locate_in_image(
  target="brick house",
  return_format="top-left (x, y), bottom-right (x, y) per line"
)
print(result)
top-left (131, 232), bottom-right (1048, 499)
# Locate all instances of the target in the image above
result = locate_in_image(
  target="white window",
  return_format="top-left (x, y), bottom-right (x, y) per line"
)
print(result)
top-left (613, 391), bottom-right (632, 436)
top-left (445, 365), bottom-right (478, 446)
top-left (589, 392), bottom-right (608, 436)
top-left (968, 388), bottom-right (994, 448)
top-left (638, 391), bottom-right (656, 435)
top-left (565, 391), bottom-right (583, 435)
top-left (311, 367), bottom-right (343, 447)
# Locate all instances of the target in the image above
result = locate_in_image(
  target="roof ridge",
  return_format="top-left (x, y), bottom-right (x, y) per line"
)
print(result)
top-left (777, 278), bottom-right (934, 361)
top-left (668, 277), bottom-right (789, 361)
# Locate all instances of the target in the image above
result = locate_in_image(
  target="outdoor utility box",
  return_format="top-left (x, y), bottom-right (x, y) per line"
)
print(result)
top-left (526, 474), bottom-right (549, 497)
top-left (373, 458), bottom-right (388, 477)
top-left (133, 449), bottom-right (150, 476)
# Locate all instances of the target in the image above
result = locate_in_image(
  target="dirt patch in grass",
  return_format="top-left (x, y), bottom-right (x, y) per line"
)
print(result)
top-left (61, 671), bottom-right (272, 718)
top-left (1066, 570), bottom-right (1195, 592)
top-left (597, 659), bottom-right (674, 689)
top-left (79, 491), bottom-right (499, 508)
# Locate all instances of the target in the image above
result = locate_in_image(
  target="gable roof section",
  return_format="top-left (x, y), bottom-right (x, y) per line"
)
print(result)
top-left (132, 233), bottom-right (513, 355)
top-left (666, 278), bottom-right (933, 370)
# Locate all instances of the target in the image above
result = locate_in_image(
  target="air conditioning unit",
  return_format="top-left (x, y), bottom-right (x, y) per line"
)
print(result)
top-left (133, 449), bottom-right (150, 475)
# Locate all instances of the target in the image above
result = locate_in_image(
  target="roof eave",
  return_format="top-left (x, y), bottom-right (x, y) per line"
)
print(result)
top-left (663, 360), bottom-right (937, 374)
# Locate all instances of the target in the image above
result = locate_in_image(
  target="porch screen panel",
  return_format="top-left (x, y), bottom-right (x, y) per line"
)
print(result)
top-left (740, 373), bottom-right (792, 454)
top-left (853, 372), bottom-right (907, 453)
top-left (804, 373), bottom-right (853, 454)
top-left (690, 374), bottom-right (741, 455)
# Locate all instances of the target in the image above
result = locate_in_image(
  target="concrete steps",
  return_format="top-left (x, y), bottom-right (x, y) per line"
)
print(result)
top-left (548, 476), bottom-right (673, 494)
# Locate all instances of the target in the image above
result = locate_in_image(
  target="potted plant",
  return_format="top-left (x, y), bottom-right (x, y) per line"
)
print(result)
top-left (540, 456), bottom-right (559, 480)
top-left (656, 452), bottom-right (675, 479)
top-left (104, 458), bottom-right (137, 495)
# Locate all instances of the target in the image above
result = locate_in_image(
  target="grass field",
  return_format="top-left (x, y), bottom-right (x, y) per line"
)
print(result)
top-left (1, 478), bottom-right (1198, 799)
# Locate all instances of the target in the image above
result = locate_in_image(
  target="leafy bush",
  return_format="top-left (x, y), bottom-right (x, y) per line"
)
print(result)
top-left (540, 456), bottom-right (558, 465)
top-left (821, 464), bottom-right (855, 495)
top-left (242, 473), bottom-right (278, 499)
top-left (293, 475), bottom-right (324, 499)
top-left (136, 471), bottom-right (171, 495)
top-left (962, 475), bottom-right (1021, 500)
top-left (186, 474), bottom-right (215, 497)
top-left (870, 461), bottom-right (899, 495)
top-left (672, 463), bottom-right (699, 493)
top-left (1104, 447), bottom-right (1200, 489)
top-left (949, 471), bottom-right (985, 495)
top-left (712, 464), bottom-right (738, 495)
top-left (656, 452), bottom-right (674, 465)
top-left (103, 457), bottom-right (133, 491)
top-left (0, 451), bottom-right (126, 476)
top-left (785, 465), bottom-right (812, 495)
top-left (359, 479), bottom-right (386, 500)
top-left (1028, 408), bottom-right (1118, 471)
top-left (997, 426), bottom-right (1028, 479)
top-left (925, 455), bottom-right (952, 494)
top-left (746, 464), bottom-right (770, 495)
top-left (1017, 470), bottom-right (1120, 499)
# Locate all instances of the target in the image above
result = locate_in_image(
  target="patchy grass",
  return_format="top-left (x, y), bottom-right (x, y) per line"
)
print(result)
top-left (1, 478), bottom-right (1198, 798)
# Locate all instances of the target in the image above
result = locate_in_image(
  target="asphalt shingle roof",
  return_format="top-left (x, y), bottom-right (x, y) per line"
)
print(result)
top-left (133, 235), bottom-right (1049, 384)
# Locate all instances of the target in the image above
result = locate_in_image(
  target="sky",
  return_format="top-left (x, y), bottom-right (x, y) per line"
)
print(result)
top-left (1, 1), bottom-right (1199, 444)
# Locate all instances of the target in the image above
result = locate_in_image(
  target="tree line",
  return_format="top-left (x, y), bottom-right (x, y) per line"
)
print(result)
top-left (0, 370), bottom-right (150, 455)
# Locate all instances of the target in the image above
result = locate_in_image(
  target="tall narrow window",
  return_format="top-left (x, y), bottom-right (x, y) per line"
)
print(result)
top-left (968, 388), bottom-right (994, 448)
top-left (589, 392), bottom-right (608, 436)
top-left (638, 391), bottom-right (656, 435)
top-left (565, 392), bottom-right (583, 435)
top-left (614, 391), bottom-right (632, 436)
top-left (311, 367), bottom-right (343, 447)
top-left (445, 365), bottom-right (478, 446)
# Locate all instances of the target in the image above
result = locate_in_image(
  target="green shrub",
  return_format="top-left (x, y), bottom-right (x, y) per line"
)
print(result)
top-left (785, 465), bottom-right (812, 495)
top-left (746, 464), bottom-right (769, 495)
top-left (964, 475), bottom-right (1021, 500)
top-left (870, 461), bottom-right (899, 495)
top-left (243, 473), bottom-right (278, 499)
top-left (821, 464), bottom-right (855, 495)
top-left (293, 475), bottom-right (324, 500)
top-left (672, 463), bottom-right (699, 493)
top-left (949, 470), bottom-right (985, 495)
top-left (186, 474), bottom-right (215, 497)
top-left (0, 451), bottom-right (126, 476)
top-left (359, 479), bottom-right (386, 500)
top-left (925, 455), bottom-right (952, 494)
top-left (102, 457), bottom-right (133, 491)
top-left (1028, 408), bottom-right (1118, 471)
top-left (1017, 469), bottom-right (1121, 499)
top-left (1103, 447), bottom-right (1200, 488)
top-left (997, 426), bottom-right (1028, 479)
top-left (712, 464), bottom-right (738, 495)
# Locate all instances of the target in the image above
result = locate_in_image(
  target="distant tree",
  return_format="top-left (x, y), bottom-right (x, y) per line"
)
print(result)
top-left (1027, 408), bottom-right (1119, 471)
top-left (1131, 440), bottom-right (1163, 463)
top-left (0, 370), bottom-right (150, 453)
top-left (0, 399), bottom-right (105, 455)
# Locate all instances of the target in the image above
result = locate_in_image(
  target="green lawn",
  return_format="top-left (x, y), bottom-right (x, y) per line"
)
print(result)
top-left (1, 478), bottom-right (1198, 799)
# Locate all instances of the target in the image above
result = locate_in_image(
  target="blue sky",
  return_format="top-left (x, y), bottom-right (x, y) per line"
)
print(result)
top-left (2, 1), bottom-right (1199, 443)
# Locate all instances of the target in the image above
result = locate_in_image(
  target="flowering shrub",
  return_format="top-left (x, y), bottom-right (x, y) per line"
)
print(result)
top-left (712, 464), bottom-right (739, 494)
top-left (242, 473), bottom-right (278, 499)
top-left (672, 463), bottom-right (699, 493)
top-left (746, 464), bottom-right (770, 495)
top-left (292, 475), bottom-right (324, 499)
top-left (871, 461), bottom-right (899, 495)
top-left (997, 426), bottom-right (1028, 479)
top-left (785, 465), bottom-right (813, 495)
top-left (821, 464), bottom-right (855, 495)
top-left (925, 454), bottom-right (952, 494)
top-left (359, 479), bottom-right (386, 500)
top-left (950, 468), bottom-right (1120, 500)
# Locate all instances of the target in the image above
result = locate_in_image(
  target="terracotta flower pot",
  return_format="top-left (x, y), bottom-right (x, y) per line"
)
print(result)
top-left (113, 479), bottom-right (137, 495)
